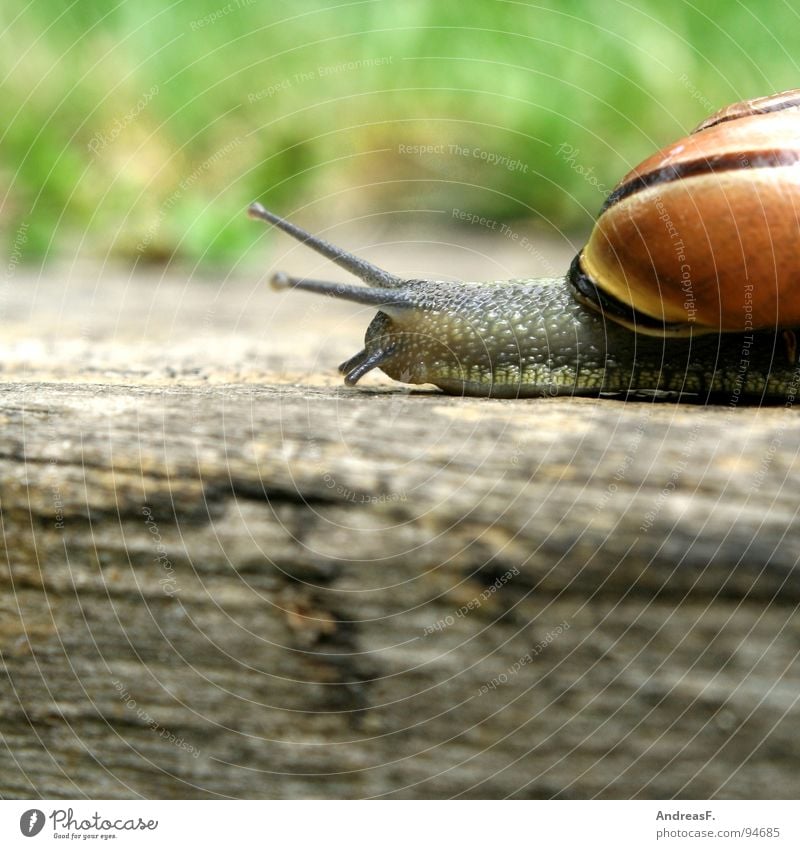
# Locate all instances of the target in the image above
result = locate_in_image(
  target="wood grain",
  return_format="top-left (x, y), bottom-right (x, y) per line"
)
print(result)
top-left (1, 241), bottom-right (799, 799)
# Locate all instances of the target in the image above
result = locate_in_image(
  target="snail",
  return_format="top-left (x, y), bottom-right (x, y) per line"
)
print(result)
top-left (250, 89), bottom-right (800, 401)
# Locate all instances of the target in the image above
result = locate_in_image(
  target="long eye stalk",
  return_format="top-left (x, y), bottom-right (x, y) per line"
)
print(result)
top-left (248, 202), bottom-right (405, 289)
top-left (269, 271), bottom-right (414, 309)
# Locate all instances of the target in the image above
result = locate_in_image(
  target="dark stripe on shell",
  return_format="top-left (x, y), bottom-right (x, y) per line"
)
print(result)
top-left (601, 149), bottom-right (800, 214)
top-left (567, 254), bottom-right (692, 333)
top-left (694, 92), bottom-right (800, 133)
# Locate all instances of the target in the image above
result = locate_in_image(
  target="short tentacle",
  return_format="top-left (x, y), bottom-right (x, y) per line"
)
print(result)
top-left (338, 312), bottom-right (400, 383)
top-left (342, 345), bottom-right (397, 385)
top-left (338, 348), bottom-right (370, 375)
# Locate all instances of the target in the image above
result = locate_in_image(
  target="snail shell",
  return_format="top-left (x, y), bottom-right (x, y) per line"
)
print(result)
top-left (573, 89), bottom-right (800, 334)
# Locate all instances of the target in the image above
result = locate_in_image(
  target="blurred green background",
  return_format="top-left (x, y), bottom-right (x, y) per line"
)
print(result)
top-left (2, 0), bottom-right (798, 266)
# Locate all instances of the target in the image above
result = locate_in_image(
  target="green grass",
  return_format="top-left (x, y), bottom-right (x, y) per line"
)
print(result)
top-left (2, 0), bottom-right (799, 265)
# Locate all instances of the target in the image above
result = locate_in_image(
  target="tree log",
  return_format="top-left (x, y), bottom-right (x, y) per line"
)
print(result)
top-left (1, 250), bottom-right (799, 799)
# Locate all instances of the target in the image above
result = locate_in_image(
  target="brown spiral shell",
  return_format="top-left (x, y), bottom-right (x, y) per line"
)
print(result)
top-left (573, 89), bottom-right (800, 334)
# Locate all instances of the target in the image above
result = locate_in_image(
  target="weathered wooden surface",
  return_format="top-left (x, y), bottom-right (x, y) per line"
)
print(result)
top-left (1, 233), bottom-right (799, 799)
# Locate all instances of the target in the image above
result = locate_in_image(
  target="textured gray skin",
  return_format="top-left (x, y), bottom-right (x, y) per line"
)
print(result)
top-left (346, 277), bottom-right (800, 401)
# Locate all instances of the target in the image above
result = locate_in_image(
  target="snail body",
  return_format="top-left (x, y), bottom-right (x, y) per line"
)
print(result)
top-left (250, 89), bottom-right (800, 401)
